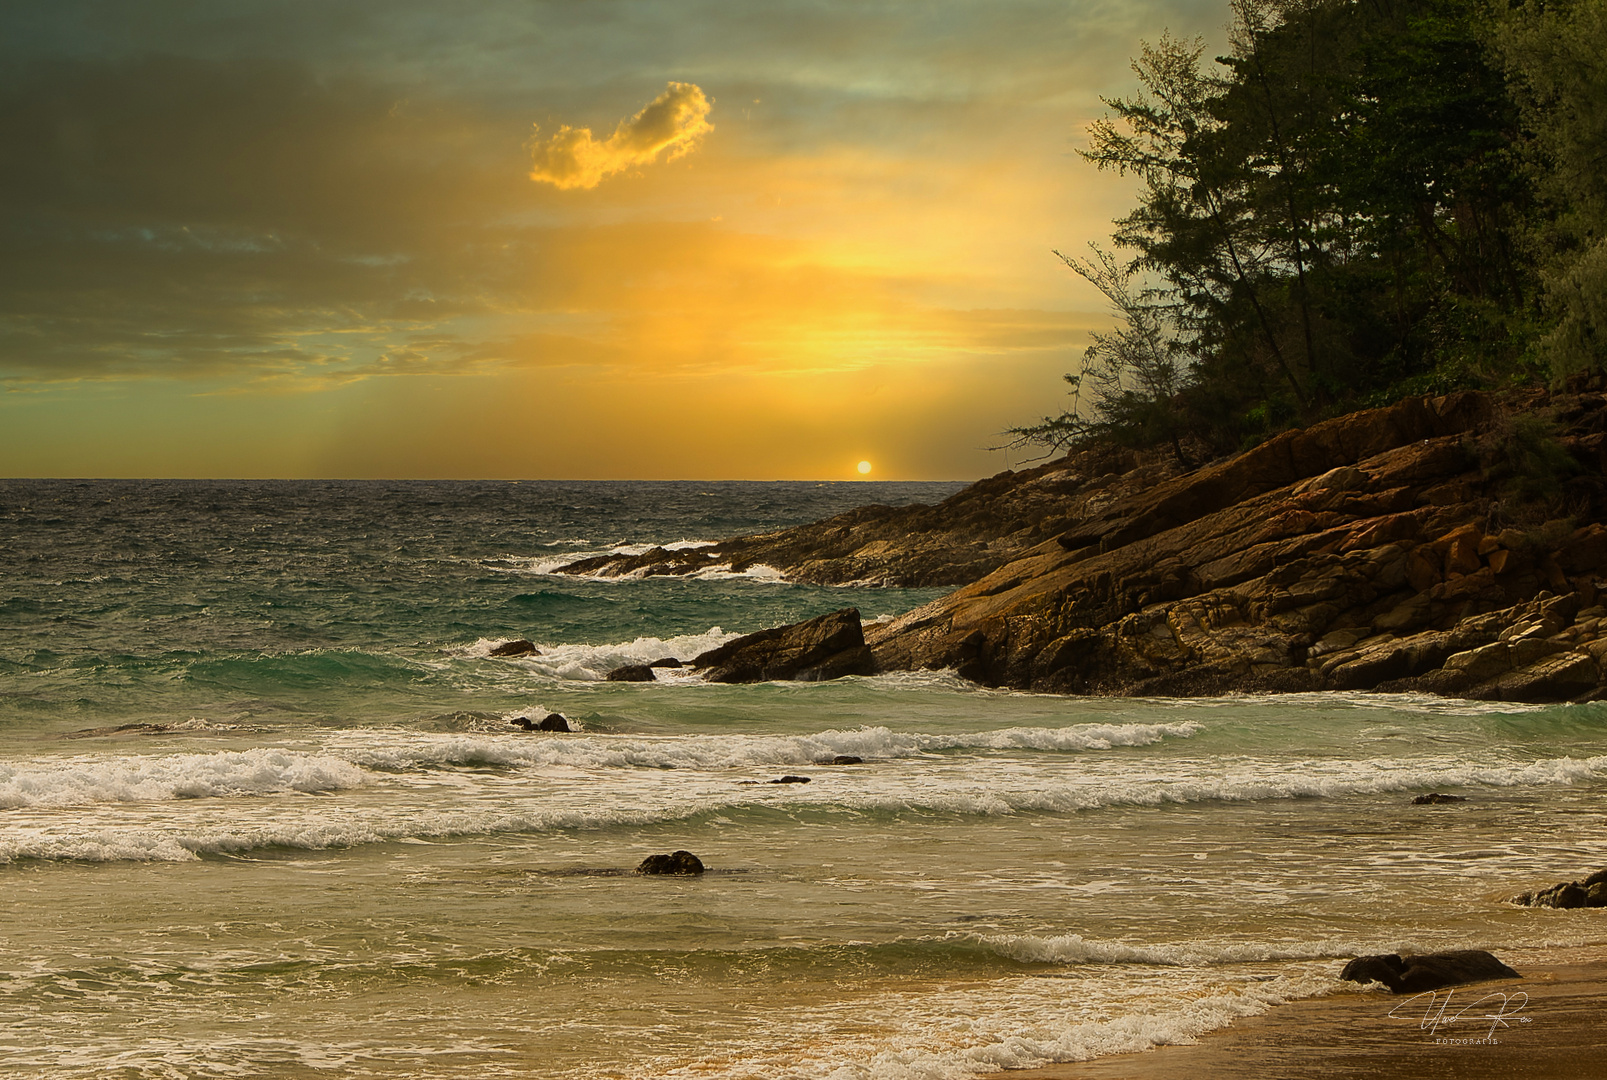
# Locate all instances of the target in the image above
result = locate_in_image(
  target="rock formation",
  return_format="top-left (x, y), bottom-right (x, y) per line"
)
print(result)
top-left (489, 639), bottom-right (539, 657)
top-left (1511, 868), bottom-right (1607, 908)
top-left (555, 453), bottom-right (1151, 587)
top-left (563, 384), bottom-right (1607, 702)
top-left (1340, 950), bottom-right (1520, 993)
top-left (689, 607), bottom-right (873, 683)
top-left (636, 850), bottom-right (705, 875)
top-left (510, 713), bottom-right (572, 732)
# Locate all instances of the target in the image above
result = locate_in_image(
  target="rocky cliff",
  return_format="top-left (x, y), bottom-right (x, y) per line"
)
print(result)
top-left (562, 385), bottom-right (1607, 703)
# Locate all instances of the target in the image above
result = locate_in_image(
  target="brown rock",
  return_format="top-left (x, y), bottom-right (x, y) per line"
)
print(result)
top-left (1339, 951), bottom-right (1519, 994)
top-left (636, 850), bottom-right (705, 875)
top-left (489, 639), bottom-right (539, 657)
top-left (553, 388), bottom-right (1607, 704)
top-left (606, 664), bottom-right (656, 682)
top-left (691, 608), bottom-right (874, 683)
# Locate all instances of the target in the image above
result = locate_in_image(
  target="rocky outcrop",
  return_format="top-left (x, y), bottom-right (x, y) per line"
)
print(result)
top-left (859, 387), bottom-right (1607, 701)
top-left (690, 607), bottom-right (874, 683)
top-left (489, 639), bottom-right (539, 657)
top-left (562, 384), bottom-right (1607, 702)
top-left (606, 664), bottom-right (657, 682)
top-left (1340, 950), bottom-right (1520, 993)
top-left (555, 449), bottom-right (1187, 587)
top-left (1511, 868), bottom-right (1607, 908)
top-left (1412, 793), bottom-right (1467, 804)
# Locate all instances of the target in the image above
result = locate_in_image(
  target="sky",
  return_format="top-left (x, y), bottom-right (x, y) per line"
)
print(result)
top-left (0, 0), bottom-right (1227, 479)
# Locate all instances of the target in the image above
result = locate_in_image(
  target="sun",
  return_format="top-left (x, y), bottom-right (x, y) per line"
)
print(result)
top-left (856, 460), bottom-right (872, 475)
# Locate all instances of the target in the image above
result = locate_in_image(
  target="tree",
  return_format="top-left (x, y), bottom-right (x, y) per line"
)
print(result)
top-left (1009, 244), bottom-right (1190, 463)
top-left (1498, 0), bottom-right (1607, 376)
top-left (1015, 0), bottom-right (1545, 462)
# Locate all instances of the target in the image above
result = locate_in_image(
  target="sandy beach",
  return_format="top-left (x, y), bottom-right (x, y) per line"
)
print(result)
top-left (1007, 948), bottom-right (1607, 1080)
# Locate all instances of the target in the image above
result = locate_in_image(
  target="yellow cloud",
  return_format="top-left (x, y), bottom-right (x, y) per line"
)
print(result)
top-left (528, 82), bottom-right (713, 190)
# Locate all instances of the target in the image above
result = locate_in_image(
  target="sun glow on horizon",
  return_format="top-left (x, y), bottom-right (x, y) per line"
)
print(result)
top-left (857, 460), bottom-right (872, 475)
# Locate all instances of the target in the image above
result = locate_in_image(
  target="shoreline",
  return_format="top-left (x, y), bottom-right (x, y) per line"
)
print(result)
top-left (1004, 946), bottom-right (1607, 1080)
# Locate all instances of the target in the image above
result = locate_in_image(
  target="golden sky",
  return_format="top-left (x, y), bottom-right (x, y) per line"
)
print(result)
top-left (0, 0), bottom-right (1225, 479)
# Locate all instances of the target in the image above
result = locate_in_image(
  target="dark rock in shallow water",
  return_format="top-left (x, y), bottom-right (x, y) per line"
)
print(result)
top-left (489, 639), bottom-right (539, 657)
top-left (1340, 950), bottom-right (1519, 993)
top-left (691, 608), bottom-right (874, 683)
top-left (768, 775), bottom-right (810, 784)
top-left (606, 664), bottom-right (656, 682)
top-left (648, 657), bottom-right (683, 668)
top-left (511, 713), bottom-right (572, 732)
top-left (1511, 868), bottom-right (1607, 907)
top-left (636, 850), bottom-right (705, 875)
top-left (824, 755), bottom-right (863, 765)
top-left (1533, 882), bottom-right (1588, 909)
top-left (1412, 792), bottom-right (1467, 804)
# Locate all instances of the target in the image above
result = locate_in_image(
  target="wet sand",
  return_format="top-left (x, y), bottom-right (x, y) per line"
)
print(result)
top-left (1007, 949), bottom-right (1607, 1080)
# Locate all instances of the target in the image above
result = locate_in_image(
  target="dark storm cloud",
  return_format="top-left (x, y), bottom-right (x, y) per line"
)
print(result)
top-left (0, 52), bottom-right (528, 381)
top-left (0, 0), bottom-right (1228, 387)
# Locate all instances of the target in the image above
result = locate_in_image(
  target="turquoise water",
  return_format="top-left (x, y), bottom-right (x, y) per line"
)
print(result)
top-left (3, 480), bottom-right (1606, 1078)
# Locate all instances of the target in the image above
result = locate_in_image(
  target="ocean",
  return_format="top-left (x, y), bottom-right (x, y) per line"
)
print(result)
top-left (2, 479), bottom-right (1605, 1079)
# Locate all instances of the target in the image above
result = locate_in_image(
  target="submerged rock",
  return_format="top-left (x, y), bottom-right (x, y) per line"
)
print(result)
top-left (606, 664), bottom-right (656, 682)
top-left (768, 775), bottom-right (810, 784)
top-left (489, 639), bottom-right (539, 657)
top-left (690, 608), bottom-right (874, 683)
top-left (1340, 950), bottom-right (1520, 993)
top-left (63, 722), bottom-right (172, 739)
top-left (823, 755), bottom-right (863, 765)
top-left (1412, 792), bottom-right (1467, 804)
top-left (636, 850), bottom-right (705, 875)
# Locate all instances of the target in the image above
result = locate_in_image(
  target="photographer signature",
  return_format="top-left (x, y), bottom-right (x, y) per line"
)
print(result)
top-left (1387, 988), bottom-right (1532, 1044)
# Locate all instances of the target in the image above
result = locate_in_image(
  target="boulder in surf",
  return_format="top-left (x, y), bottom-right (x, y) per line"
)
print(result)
top-left (691, 608), bottom-right (874, 683)
top-left (636, 850), bottom-right (705, 875)
top-left (1339, 950), bottom-right (1519, 993)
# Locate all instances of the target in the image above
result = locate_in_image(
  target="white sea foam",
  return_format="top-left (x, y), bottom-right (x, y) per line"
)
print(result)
top-left (524, 628), bottom-right (739, 679)
top-left (687, 563), bottom-right (788, 582)
top-left (485, 539), bottom-right (722, 578)
top-left (972, 931), bottom-right (1378, 967)
top-left (337, 722), bottom-right (1203, 772)
top-left (0, 799), bottom-right (688, 863)
top-left (799, 968), bottom-right (1343, 1080)
top-left (455, 627), bottom-right (739, 676)
top-left (0, 748), bottom-right (366, 810)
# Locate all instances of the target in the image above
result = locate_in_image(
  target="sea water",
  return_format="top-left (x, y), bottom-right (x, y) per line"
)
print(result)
top-left (2, 479), bottom-right (1605, 1079)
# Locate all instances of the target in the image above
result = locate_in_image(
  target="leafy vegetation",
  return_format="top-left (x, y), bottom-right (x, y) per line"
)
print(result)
top-left (1014, 0), bottom-right (1607, 460)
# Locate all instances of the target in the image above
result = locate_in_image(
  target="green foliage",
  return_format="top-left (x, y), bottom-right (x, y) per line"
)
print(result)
top-left (1020, 0), bottom-right (1566, 460)
top-left (1497, 0), bottom-right (1607, 378)
top-left (1482, 413), bottom-right (1580, 511)
top-left (1008, 244), bottom-right (1191, 462)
